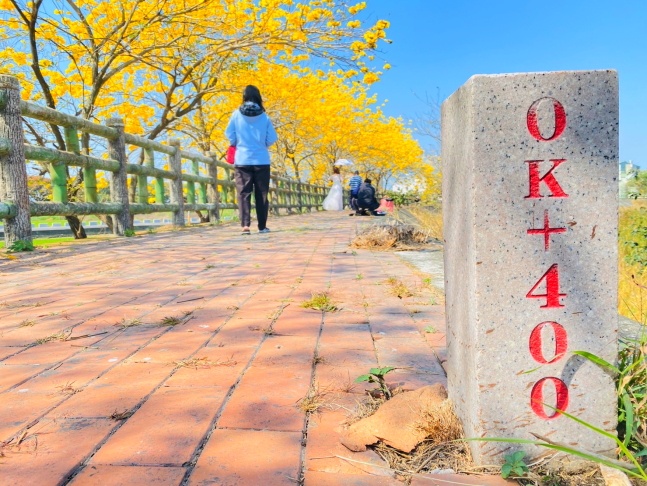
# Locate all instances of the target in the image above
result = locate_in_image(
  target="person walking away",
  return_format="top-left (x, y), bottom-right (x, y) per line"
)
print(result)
top-left (322, 167), bottom-right (344, 211)
top-left (225, 85), bottom-right (278, 235)
top-left (356, 179), bottom-right (384, 216)
top-left (348, 170), bottom-right (362, 211)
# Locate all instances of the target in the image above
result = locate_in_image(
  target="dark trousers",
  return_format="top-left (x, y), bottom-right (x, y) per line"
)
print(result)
top-left (350, 192), bottom-right (358, 211)
top-left (234, 165), bottom-right (271, 229)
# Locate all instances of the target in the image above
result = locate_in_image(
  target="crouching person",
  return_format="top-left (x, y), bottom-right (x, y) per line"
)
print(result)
top-left (356, 179), bottom-right (385, 216)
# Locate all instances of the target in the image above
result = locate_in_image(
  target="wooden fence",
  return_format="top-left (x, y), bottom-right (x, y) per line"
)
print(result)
top-left (0, 75), bottom-right (328, 245)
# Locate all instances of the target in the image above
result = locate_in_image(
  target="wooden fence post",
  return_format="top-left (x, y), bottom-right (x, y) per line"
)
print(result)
top-left (0, 75), bottom-right (32, 246)
top-left (106, 117), bottom-right (131, 235)
top-left (168, 138), bottom-right (185, 226)
top-left (296, 180), bottom-right (303, 214)
top-left (206, 152), bottom-right (220, 223)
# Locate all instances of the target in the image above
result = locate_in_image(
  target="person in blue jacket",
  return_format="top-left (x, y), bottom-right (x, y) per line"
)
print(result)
top-left (225, 85), bottom-right (278, 235)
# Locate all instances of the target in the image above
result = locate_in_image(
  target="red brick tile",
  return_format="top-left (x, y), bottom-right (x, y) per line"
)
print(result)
top-left (410, 474), bottom-right (516, 485)
top-left (374, 338), bottom-right (443, 375)
top-left (165, 345), bottom-right (254, 388)
top-left (127, 331), bottom-right (211, 363)
top-left (0, 346), bottom-right (19, 360)
top-left (0, 390), bottom-right (63, 441)
top-left (319, 324), bottom-right (374, 351)
top-left (188, 429), bottom-right (301, 485)
top-left (1, 341), bottom-right (77, 365)
top-left (0, 363), bottom-right (48, 392)
top-left (218, 364), bottom-right (311, 431)
top-left (0, 418), bottom-right (115, 486)
top-left (94, 326), bottom-right (165, 350)
top-left (70, 465), bottom-right (186, 485)
top-left (304, 471), bottom-right (399, 485)
top-left (51, 363), bottom-right (170, 418)
top-left (272, 310), bottom-right (322, 338)
top-left (90, 386), bottom-right (227, 465)
top-left (253, 335), bottom-right (317, 368)
top-left (305, 398), bottom-right (391, 477)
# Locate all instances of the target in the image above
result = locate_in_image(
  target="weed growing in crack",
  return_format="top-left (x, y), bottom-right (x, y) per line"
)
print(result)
top-left (385, 278), bottom-right (416, 299)
top-left (355, 367), bottom-right (396, 399)
top-left (55, 381), bottom-right (80, 396)
top-left (32, 329), bottom-right (71, 346)
top-left (424, 325), bottom-right (437, 333)
top-left (18, 319), bottom-right (35, 328)
top-left (173, 356), bottom-right (237, 369)
top-left (116, 318), bottom-right (143, 330)
top-left (302, 291), bottom-right (338, 312)
top-left (159, 315), bottom-right (182, 326)
top-left (296, 382), bottom-right (334, 414)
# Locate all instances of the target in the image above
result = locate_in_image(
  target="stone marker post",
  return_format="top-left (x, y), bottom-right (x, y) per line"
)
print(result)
top-left (442, 70), bottom-right (619, 463)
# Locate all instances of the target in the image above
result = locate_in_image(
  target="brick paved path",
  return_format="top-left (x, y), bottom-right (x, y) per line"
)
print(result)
top-left (0, 213), bottom-right (454, 485)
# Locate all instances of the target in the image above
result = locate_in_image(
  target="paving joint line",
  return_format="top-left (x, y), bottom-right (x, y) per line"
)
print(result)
top-left (178, 236), bottom-right (324, 485)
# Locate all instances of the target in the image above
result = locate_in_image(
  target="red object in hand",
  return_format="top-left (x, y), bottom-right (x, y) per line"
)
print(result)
top-left (226, 146), bottom-right (236, 164)
top-left (379, 198), bottom-right (395, 213)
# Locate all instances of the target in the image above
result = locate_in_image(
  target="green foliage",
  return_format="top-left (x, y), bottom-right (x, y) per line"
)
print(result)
top-left (423, 325), bottom-right (436, 333)
top-left (626, 171), bottom-right (647, 198)
top-left (301, 291), bottom-right (338, 312)
top-left (355, 366), bottom-right (396, 399)
top-left (124, 229), bottom-right (136, 237)
top-left (574, 333), bottom-right (647, 456)
top-left (7, 240), bottom-right (34, 253)
top-left (621, 207), bottom-right (647, 270)
top-left (146, 228), bottom-right (156, 234)
top-left (385, 190), bottom-right (421, 207)
top-left (356, 273), bottom-right (363, 280)
top-left (469, 402), bottom-right (647, 481)
top-left (501, 451), bottom-right (528, 479)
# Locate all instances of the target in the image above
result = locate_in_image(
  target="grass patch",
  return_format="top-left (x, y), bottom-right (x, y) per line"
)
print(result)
top-left (116, 318), bottom-right (144, 330)
top-left (385, 278), bottom-right (417, 299)
top-left (159, 315), bottom-right (182, 326)
top-left (18, 319), bottom-right (36, 328)
top-left (301, 291), bottom-right (338, 312)
top-left (32, 329), bottom-right (71, 346)
top-left (296, 382), bottom-right (334, 414)
top-left (350, 221), bottom-right (433, 251)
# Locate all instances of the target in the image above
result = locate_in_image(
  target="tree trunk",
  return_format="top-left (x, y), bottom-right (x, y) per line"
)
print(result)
top-left (0, 76), bottom-right (32, 246)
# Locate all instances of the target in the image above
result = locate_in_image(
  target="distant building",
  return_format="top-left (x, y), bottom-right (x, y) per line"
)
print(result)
top-left (619, 160), bottom-right (640, 198)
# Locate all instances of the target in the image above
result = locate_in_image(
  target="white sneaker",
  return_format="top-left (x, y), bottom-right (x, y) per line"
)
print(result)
top-left (259, 228), bottom-right (271, 233)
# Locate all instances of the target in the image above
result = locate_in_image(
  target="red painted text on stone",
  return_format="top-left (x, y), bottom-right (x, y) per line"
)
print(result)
top-left (531, 377), bottom-right (569, 419)
top-left (525, 160), bottom-right (569, 199)
top-left (527, 97), bottom-right (567, 142)
top-left (527, 210), bottom-right (567, 251)
top-left (526, 264), bottom-right (567, 308)
top-left (529, 321), bottom-right (568, 364)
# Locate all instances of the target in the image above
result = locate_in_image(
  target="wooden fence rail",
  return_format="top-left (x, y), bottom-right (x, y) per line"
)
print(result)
top-left (0, 75), bottom-right (329, 245)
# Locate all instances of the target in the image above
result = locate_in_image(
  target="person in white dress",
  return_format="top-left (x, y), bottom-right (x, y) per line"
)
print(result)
top-left (322, 167), bottom-right (344, 211)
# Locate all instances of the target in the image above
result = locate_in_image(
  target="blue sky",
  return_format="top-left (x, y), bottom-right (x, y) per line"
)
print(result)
top-left (365, 0), bottom-right (646, 164)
